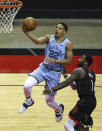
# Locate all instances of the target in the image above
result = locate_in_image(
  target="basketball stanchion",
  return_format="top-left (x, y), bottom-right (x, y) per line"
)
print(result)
top-left (0, 0), bottom-right (23, 33)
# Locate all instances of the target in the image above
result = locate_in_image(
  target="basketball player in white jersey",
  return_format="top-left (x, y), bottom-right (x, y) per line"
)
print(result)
top-left (18, 22), bottom-right (73, 122)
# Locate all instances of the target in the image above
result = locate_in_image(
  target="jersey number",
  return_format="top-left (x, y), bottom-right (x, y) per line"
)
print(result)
top-left (49, 50), bottom-right (59, 59)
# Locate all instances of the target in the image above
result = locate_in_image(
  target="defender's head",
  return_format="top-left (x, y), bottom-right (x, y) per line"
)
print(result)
top-left (77, 55), bottom-right (93, 67)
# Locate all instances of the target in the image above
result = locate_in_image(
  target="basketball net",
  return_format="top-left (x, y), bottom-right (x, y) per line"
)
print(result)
top-left (0, 0), bottom-right (23, 33)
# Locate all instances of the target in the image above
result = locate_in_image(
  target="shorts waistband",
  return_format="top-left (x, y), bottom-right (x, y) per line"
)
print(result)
top-left (43, 63), bottom-right (61, 72)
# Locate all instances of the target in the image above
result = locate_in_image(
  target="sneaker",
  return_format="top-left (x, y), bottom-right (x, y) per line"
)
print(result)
top-left (55, 104), bottom-right (64, 122)
top-left (18, 98), bottom-right (34, 114)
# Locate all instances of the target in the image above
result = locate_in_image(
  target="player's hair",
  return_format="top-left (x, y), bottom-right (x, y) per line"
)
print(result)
top-left (85, 55), bottom-right (93, 67)
top-left (59, 22), bottom-right (68, 32)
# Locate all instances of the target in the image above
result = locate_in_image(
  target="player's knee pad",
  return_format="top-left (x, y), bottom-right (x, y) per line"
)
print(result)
top-left (24, 84), bottom-right (31, 89)
top-left (24, 76), bottom-right (38, 89)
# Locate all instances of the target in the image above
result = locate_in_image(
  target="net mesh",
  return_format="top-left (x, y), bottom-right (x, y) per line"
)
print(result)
top-left (0, 0), bottom-right (23, 33)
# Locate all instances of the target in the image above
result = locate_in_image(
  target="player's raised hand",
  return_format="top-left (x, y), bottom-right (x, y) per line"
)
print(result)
top-left (43, 88), bottom-right (52, 95)
top-left (21, 24), bottom-right (29, 33)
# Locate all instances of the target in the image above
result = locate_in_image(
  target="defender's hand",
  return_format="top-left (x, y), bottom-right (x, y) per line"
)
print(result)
top-left (43, 88), bottom-right (51, 95)
top-left (70, 81), bottom-right (77, 90)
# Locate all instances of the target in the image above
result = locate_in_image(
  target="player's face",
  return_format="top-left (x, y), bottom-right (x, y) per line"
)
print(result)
top-left (77, 55), bottom-right (86, 67)
top-left (55, 24), bottom-right (66, 38)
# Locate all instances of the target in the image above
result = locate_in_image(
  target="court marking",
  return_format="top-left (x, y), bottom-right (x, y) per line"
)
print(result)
top-left (0, 85), bottom-right (102, 88)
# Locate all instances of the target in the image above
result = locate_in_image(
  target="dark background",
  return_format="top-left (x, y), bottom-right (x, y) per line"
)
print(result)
top-left (21, 0), bottom-right (101, 9)
top-left (17, 0), bottom-right (102, 18)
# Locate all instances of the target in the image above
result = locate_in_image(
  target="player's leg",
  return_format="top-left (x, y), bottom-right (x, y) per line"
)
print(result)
top-left (67, 98), bottom-right (95, 131)
top-left (24, 76), bottom-right (38, 99)
top-left (45, 71), bottom-right (64, 122)
top-left (64, 117), bottom-right (90, 131)
top-left (18, 66), bottom-right (44, 113)
top-left (64, 118), bottom-right (76, 131)
top-left (18, 76), bottom-right (38, 113)
top-left (46, 94), bottom-right (64, 122)
top-left (64, 100), bottom-right (82, 131)
top-left (46, 94), bottom-right (58, 110)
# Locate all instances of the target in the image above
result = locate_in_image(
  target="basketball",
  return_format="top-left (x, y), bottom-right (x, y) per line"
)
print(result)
top-left (23, 17), bottom-right (37, 31)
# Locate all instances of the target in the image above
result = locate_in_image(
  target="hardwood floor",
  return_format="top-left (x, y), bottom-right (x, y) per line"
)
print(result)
top-left (0, 73), bottom-right (101, 131)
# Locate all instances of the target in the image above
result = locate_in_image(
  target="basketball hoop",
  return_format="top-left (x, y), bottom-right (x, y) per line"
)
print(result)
top-left (0, 0), bottom-right (23, 33)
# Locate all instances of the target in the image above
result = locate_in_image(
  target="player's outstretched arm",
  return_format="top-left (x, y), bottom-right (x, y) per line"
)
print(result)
top-left (43, 68), bottom-right (85, 95)
top-left (21, 24), bottom-right (50, 44)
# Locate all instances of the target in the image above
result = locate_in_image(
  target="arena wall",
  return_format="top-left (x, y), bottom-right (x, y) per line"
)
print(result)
top-left (0, 49), bottom-right (102, 73)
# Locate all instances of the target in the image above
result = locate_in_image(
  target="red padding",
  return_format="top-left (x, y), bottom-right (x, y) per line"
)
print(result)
top-left (65, 56), bottom-right (102, 74)
top-left (0, 55), bottom-right (45, 73)
top-left (0, 55), bottom-right (102, 73)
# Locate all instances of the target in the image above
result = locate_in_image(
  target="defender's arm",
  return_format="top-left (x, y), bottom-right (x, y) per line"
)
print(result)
top-left (43, 68), bottom-right (85, 94)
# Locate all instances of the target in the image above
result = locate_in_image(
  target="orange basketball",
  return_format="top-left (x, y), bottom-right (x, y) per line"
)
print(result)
top-left (23, 17), bottom-right (37, 31)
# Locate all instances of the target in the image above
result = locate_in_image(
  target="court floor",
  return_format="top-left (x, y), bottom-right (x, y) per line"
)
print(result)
top-left (0, 73), bottom-right (102, 131)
